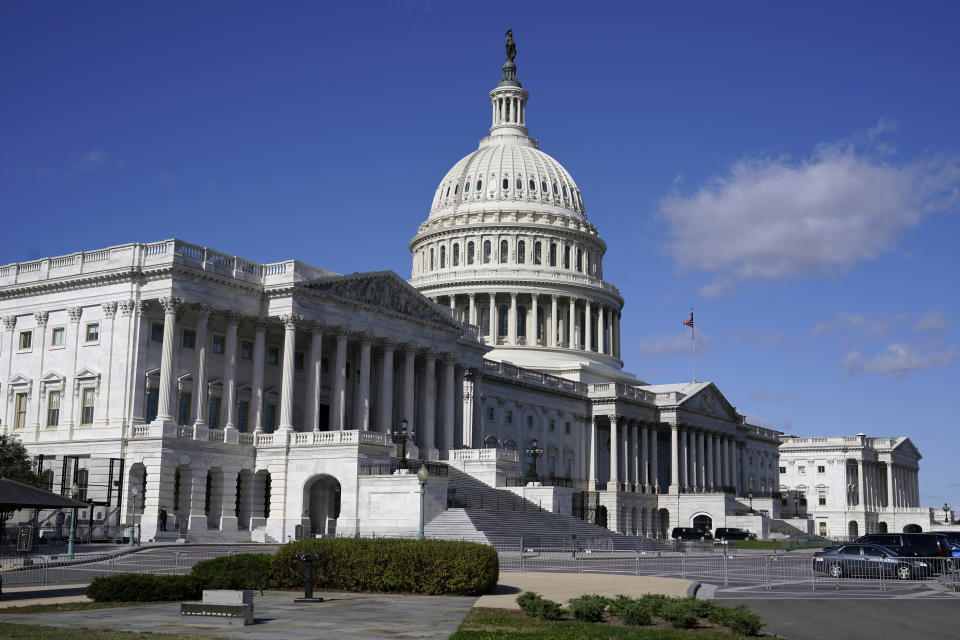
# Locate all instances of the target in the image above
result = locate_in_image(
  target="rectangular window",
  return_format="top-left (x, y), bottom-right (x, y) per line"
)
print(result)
top-left (486, 407), bottom-right (494, 421)
top-left (818, 521), bottom-right (828, 537)
top-left (212, 334), bottom-right (225, 354)
top-left (817, 465), bottom-right (825, 474)
top-left (564, 458), bottom-right (572, 478)
top-left (549, 419), bottom-right (556, 432)
top-left (208, 396), bottom-right (221, 428)
top-left (267, 345), bottom-right (279, 365)
top-left (294, 352), bottom-right (304, 370)
top-left (505, 410), bottom-right (513, 425)
top-left (818, 491), bottom-right (827, 506)
top-left (182, 329), bottom-right (196, 349)
top-left (237, 401), bottom-right (249, 432)
top-left (565, 422), bottom-right (571, 434)
top-left (46, 390), bottom-right (60, 427)
top-left (14, 393), bottom-right (28, 429)
top-left (779, 466), bottom-right (786, 474)
top-left (145, 388), bottom-right (159, 423)
top-left (177, 392), bottom-right (192, 426)
top-left (798, 466), bottom-right (806, 475)
top-left (321, 357), bottom-right (329, 374)
top-left (50, 327), bottom-right (65, 347)
top-left (264, 403), bottom-right (277, 433)
top-left (547, 455), bottom-right (556, 477)
top-left (798, 490), bottom-right (807, 505)
top-left (19, 331), bottom-right (32, 350)
top-left (240, 341), bottom-right (253, 360)
top-left (151, 323), bottom-right (164, 342)
top-left (80, 388), bottom-right (95, 425)
top-left (85, 322), bottom-right (100, 343)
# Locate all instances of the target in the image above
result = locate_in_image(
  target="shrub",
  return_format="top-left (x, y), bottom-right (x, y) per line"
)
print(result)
top-left (618, 601), bottom-right (653, 626)
top-left (87, 574), bottom-right (201, 602)
top-left (272, 538), bottom-right (498, 596)
top-left (721, 604), bottom-right (765, 636)
top-left (684, 596), bottom-right (715, 618)
top-left (661, 598), bottom-right (699, 629)
top-left (637, 593), bottom-right (670, 616)
top-left (606, 594), bottom-right (634, 618)
top-left (516, 591), bottom-right (543, 616)
top-left (568, 594), bottom-right (609, 622)
top-left (535, 597), bottom-right (564, 621)
top-left (190, 553), bottom-right (275, 592)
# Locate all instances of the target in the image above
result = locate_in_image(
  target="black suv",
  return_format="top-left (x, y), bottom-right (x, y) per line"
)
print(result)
top-left (714, 527), bottom-right (756, 541)
top-left (672, 527), bottom-right (713, 541)
top-left (854, 533), bottom-right (953, 569)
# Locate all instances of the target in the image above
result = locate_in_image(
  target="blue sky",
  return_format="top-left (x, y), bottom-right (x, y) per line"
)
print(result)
top-left (2, 2), bottom-right (959, 507)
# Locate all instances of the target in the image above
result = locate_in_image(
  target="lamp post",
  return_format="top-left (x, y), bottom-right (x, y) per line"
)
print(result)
top-left (393, 418), bottom-right (414, 461)
top-left (67, 483), bottom-right (79, 560)
top-left (525, 438), bottom-right (545, 484)
top-left (945, 502), bottom-right (951, 524)
top-left (417, 464), bottom-right (429, 540)
top-left (129, 487), bottom-right (140, 547)
top-left (748, 491), bottom-right (754, 514)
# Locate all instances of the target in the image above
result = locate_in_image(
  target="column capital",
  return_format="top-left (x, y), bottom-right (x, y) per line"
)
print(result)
top-left (355, 332), bottom-right (374, 346)
top-left (380, 338), bottom-right (398, 350)
top-left (278, 313), bottom-right (302, 329)
top-left (468, 292), bottom-right (476, 300)
top-left (66, 307), bottom-right (83, 323)
top-left (252, 317), bottom-right (269, 331)
top-left (1, 315), bottom-right (16, 331)
top-left (609, 414), bottom-right (622, 425)
top-left (158, 296), bottom-right (183, 315)
top-left (118, 300), bottom-right (136, 316)
top-left (34, 311), bottom-right (50, 327)
top-left (136, 300), bottom-right (150, 316)
top-left (441, 352), bottom-right (457, 365)
top-left (333, 326), bottom-right (351, 338)
top-left (509, 291), bottom-right (518, 300)
top-left (195, 303), bottom-right (215, 318)
top-left (100, 302), bottom-right (117, 319)
top-left (421, 347), bottom-right (438, 360)
top-left (402, 342), bottom-right (420, 355)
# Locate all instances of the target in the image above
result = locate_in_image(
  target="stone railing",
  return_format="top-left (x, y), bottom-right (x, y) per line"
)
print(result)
top-left (176, 426), bottom-right (192, 439)
top-left (130, 425), bottom-right (150, 439)
top-left (482, 359), bottom-right (587, 394)
top-left (207, 429), bottom-right (225, 443)
top-left (410, 267), bottom-right (622, 297)
top-left (238, 433), bottom-right (255, 446)
top-left (451, 448), bottom-right (520, 463)
top-left (291, 429), bottom-right (392, 447)
top-left (587, 383), bottom-right (658, 404)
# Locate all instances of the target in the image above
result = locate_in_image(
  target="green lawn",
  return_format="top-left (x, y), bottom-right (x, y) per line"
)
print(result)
top-left (0, 623), bottom-right (224, 640)
top-left (0, 601), bottom-right (150, 614)
top-left (451, 608), bottom-right (753, 640)
top-left (727, 539), bottom-right (825, 551)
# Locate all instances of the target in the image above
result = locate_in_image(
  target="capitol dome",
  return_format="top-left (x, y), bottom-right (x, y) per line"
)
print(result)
top-left (409, 37), bottom-right (635, 384)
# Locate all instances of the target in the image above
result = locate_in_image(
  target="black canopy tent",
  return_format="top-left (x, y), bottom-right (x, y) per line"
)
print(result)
top-left (0, 477), bottom-right (89, 510)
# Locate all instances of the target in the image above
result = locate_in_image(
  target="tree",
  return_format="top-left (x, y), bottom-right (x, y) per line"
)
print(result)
top-left (0, 433), bottom-right (43, 545)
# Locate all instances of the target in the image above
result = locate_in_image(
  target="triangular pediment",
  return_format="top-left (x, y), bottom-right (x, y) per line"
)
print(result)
top-left (892, 437), bottom-right (922, 460)
top-left (305, 271), bottom-right (462, 331)
top-left (681, 383), bottom-right (740, 422)
top-left (8, 374), bottom-right (33, 387)
top-left (75, 367), bottom-right (100, 380)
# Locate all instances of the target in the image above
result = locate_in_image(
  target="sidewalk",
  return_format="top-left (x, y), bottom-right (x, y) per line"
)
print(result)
top-left (0, 583), bottom-right (91, 608)
top-left (473, 572), bottom-right (694, 609)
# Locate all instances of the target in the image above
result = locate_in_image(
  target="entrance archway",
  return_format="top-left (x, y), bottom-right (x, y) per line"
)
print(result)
top-left (692, 514), bottom-right (713, 535)
top-left (848, 520), bottom-right (859, 538)
top-left (596, 505), bottom-right (608, 529)
top-left (878, 521), bottom-right (888, 533)
top-left (305, 475), bottom-right (341, 535)
top-left (903, 523), bottom-right (922, 533)
top-left (657, 508), bottom-right (670, 538)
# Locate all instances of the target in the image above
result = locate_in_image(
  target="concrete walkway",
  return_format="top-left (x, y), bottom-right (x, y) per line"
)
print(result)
top-left (0, 583), bottom-right (91, 608)
top-left (474, 572), bottom-right (694, 609)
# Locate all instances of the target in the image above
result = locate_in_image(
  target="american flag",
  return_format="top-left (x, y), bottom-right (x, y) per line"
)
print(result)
top-left (682, 312), bottom-right (694, 327)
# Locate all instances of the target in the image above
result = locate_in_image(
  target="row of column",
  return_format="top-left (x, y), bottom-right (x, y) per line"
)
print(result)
top-left (853, 460), bottom-right (919, 509)
top-left (441, 292), bottom-right (621, 358)
top-left (151, 298), bottom-right (466, 454)
top-left (668, 423), bottom-right (738, 493)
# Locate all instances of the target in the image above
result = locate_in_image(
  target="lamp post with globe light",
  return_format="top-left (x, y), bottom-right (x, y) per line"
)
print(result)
top-left (525, 439), bottom-right (544, 484)
top-left (417, 465), bottom-right (429, 540)
top-left (67, 483), bottom-right (80, 559)
top-left (393, 418), bottom-right (414, 461)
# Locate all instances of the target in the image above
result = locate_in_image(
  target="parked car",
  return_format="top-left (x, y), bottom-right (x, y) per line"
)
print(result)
top-left (671, 527), bottom-right (713, 541)
top-left (935, 531), bottom-right (960, 558)
top-left (813, 543), bottom-right (931, 580)
top-left (714, 527), bottom-right (756, 541)
top-left (854, 533), bottom-right (954, 571)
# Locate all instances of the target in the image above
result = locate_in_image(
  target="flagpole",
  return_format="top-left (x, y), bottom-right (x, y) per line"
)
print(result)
top-left (691, 307), bottom-right (696, 383)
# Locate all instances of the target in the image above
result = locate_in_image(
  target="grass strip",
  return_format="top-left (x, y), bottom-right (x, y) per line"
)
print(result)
top-left (0, 622), bottom-right (224, 640)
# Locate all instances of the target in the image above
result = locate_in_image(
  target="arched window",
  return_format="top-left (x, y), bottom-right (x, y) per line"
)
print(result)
top-left (552, 182), bottom-right (558, 195)
top-left (477, 178), bottom-right (482, 190)
top-left (529, 178), bottom-right (536, 190)
top-left (533, 241), bottom-right (542, 265)
top-left (467, 241), bottom-right (475, 265)
top-left (516, 178), bottom-right (522, 189)
top-left (498, 305), bottom-right (509, 337)
top-left (502, 178), bottom-right (509, 189)
top-left (480, 306), bottom-right (490, 336)
top-left (517, 306), bottom-right (527, 339)
top-left (483, 434), bottom-right (498, 448)
top-left (563, 246), bottom-right (570, 269)
top-left (562, 185), bottom-right (568, 199)
top-left (445, 186), bottom-right (450, 197)
top-left (517, 240), bottom-right (526, 264)
top-left (576, 248), bottom-right (582, 272)
top-left (454, 184), bottom-right (459, 194)
top-left (429, 248), bottom-right (435, 270)
top-left (483, 240), bottom-right (492, 264)
top-left (440, 245), bottom-right (446, 268)
top-left (541, 180), bottom-right (547, 192)
top-left (499, 239), bottom-right (509, 264)
top-left (549, 243), bottom-right (557, 267)
top-left (452, 243), bottom-right (460, 266)
top-left (464, 181), bottom-right (470, 193)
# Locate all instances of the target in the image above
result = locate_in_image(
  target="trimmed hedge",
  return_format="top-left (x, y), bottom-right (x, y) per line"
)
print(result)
top-left (567, 594), bottom-right (609, 622)
top-left (272, 538), bottom-right (498, 596)
top-left (190, 553), bottom-right (275, 591)
top-left (87, 574), bottom-right (201, 602)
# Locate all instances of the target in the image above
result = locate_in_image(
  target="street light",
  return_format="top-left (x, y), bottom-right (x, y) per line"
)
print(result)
top-left (748, 491), bottom-right (754, 514)
top-left (393, 418), bottom-right (414, 461)
top-left (129, 486), bottom-right (140, 547)
top-left (67, 483), bottom-right (80, 559)
top-left (525, 438), bottom-right (545, 484)
top-left (945, 502), bottom-right (951, 524)
top-left (417, 464), bottom-right (429, 541)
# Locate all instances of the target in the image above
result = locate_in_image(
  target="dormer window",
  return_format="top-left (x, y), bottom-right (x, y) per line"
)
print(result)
top-left (464, 181), bottom-right (470, 192)
top-left (516, 178), bottom-right (522, 189)
top-left (476, 179), bottom-right (482, 190)
top-left (562, 185), bottom-right (568, 199)
top-left (553, 183), bottom-right (559, 195)
top-left (529, 179), bottom-right (536, 190)
top-left (502, 178), bottom-right (509, 189)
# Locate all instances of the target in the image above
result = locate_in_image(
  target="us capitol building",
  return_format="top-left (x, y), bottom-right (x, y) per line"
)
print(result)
top-left (0, 37), bottom-right (945, 543)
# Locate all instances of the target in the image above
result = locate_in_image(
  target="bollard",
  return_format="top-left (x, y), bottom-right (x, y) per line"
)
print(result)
top-left (294, 554), bottom-right (324, 603)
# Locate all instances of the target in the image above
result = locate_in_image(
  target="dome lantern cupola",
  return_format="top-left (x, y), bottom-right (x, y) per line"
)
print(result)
top-left (489, 29), bottom-right (529, 136)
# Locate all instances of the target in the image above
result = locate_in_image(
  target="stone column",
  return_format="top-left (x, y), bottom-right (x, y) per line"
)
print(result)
top-left (857, 460), bottom-right (865, 507)
top-left (720, 436), bottom-right (728, 490)
top-left (609, 416), bottom-right (619, 489)
top-left (670, 424), bottom-right (680, 490)
top-left (584, 300), bottom-right (592, 352)
top-left (402, 345), bottom-right (416, 431)
top-left (461, 368), bottom-right (476, 448)
top-left (328, 329), bottom-right (348, 430)
top-left (640, 423), bottom-right (650, 487)
top-left (650, 424), bottom-right (659, 492)
top-left (306, 324), bottom-right (324, 431)
top-left (488, 293), bottom-right (497, 344)
top-left (693, 429), bottom-right (703, 490)
top-left (222, 311), bottom-right (240, 432)
top-left (88, 305), bottom-right (112, 425)
top-left (588, 416), bottom-right (598, 490)
top-left (188, 466), bottom-right (208, 531)
top-left (508, 293), bottom-right (518, 345)
top-left (530, 293), bottom-right (539, 344)
top-left (442, 354), bottom-right (455, 450)
top-left (357, 335), bottom-right (372, 430)
top-left (468, 293), bottom-right (476, 326)
top-left (550, 295), bottom-right (559, 347)
top-left (155, 297), bottom-right (183, 423)
top-left (613, 312), bottom-right (621, 358)
top-left (713, 434), bottom-right (722, 488)
top-left (277, 314), bottom-right (300, 432)
top-left (705, 431), bottom-right (713, 491)
top-left (219, 467), bottom-right (239, 532)
top-left (631, 421), bottom-right (639, 490)
top-left (251, 318), bottom-right (267, 432)
top-left (377, 340), bottom-right (395, 432)
top-left (192, 305), bottom-right (212, 428)
top-left (422, 351), bottom-right (437, 458)
top-left (568, 298), bottom-right (577, 348)
top-left (597, 304), bottom-right (605, 354)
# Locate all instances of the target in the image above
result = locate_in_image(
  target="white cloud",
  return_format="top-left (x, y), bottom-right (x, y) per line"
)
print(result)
top-left (75, 149), bottom-right (123, 171)
top-left (812, 311), bottom-right (906, 341)
top-left (660, 135), bottom-right (960, 297)
top-left (914, 310), bottom-right (952, 335)
top-left (843, 342), bottom-right (956, 378)
top-left (637, 329), bottom-right (710, 357)
top-left (748, 388), bottom-right (800, 401)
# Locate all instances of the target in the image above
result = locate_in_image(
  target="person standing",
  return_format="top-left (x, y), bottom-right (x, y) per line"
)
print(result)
top-left (158, 507), bottom-right (168, 532)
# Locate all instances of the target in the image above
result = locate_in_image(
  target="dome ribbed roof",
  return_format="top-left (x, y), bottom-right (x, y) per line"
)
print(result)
top-left (429, 137), bottom-right (586, 220)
